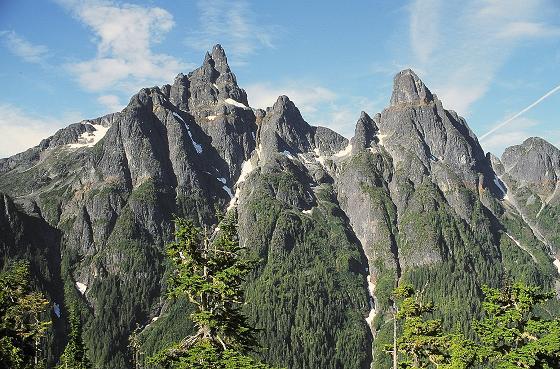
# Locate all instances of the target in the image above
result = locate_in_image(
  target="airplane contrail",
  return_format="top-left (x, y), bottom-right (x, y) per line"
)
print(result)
top-left (480, 83), bottom-right (560, 141)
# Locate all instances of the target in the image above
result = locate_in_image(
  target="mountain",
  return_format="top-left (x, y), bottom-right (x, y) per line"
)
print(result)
top-left (1, 45), bottom-right (559, 369)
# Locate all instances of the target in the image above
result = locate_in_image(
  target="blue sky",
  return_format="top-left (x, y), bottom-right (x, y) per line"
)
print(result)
top-left (0, 0), bottom-right (559, 158)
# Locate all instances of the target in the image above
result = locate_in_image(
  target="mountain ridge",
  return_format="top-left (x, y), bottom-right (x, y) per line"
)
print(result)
top-left (1, 44), bottom-right (559, 369)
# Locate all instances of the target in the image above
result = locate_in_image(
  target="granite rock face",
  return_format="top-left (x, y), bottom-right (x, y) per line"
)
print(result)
top-left (495, 137), bottom-right (560, 255)
top-left (1, 46), bottom-right (559, 369)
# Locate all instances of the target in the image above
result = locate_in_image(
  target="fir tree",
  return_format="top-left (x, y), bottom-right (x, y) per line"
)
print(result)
top-left (388, 284), bottom-right (476, 369)
top-left (56, 307), bottom-right (91, 369)
top-left (150, 214), bottom-right (278, 368)
top-left (0, 261), bottom-right (51, 369)
top-left (474, 282), bottom-right (560, 368)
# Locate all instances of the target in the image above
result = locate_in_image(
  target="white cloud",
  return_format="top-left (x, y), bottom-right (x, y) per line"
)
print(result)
top-left (0, 30), bottom-right (48, 63)
top-left (185, 0), bottom-right (277, 65)
top-left (0, 103), bottom-right (83, 158)
top-left (479, 116), bottom-right (560, 156)
top-left (58, 0), bottom-right (192, 94)
top-left (97, 94), bottom-right (123, 112)
top-left (409, 0), bottom-right (441, 64)
top-left (245, 83), bottom-right (336, 114)
top-left (245, 82), bottom-right (380, 138)
top-left (407, 0), bottom-right (560, 115)
top-left (497, 21), bottom-right (560, 39)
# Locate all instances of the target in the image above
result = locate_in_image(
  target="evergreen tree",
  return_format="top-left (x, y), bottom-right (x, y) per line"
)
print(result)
top-left (474, 282), bottom-right (560, 368)
top-left (388, 284), bottom-right (476, 369)
top-left (56, 307), bottom-right (91, 369)
top-left (0, 261), bottom-right (51, 369)
top-left (150, 214), bottom-right (278, 368)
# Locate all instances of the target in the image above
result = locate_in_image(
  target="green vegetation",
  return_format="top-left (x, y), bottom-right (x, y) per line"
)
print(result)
top-left (0, 262), bottom-right (51, 369)
top-left (150, 215), bottom-right (277, 368)
top-left (389, 282), bottom-right (560, 368)
top-left (56, 307), bottom-right (91, 369)
top-left (241, 170), bottom-right (371, 369)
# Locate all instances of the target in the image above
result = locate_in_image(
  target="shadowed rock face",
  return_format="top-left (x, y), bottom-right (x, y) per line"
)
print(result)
top-left (1, 47), bottom-right (559, 369)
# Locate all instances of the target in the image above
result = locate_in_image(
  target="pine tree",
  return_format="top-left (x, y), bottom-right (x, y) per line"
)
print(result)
top-left (0, 261), bottom-right (51, 369)
top-left (56, 307), bottom-right (91, 369)
top-left (388, 284), bottom-right (476, 369)
top-left (150, 214), bottom-right (279, 368)
top-left (474, 282), bottom-right (560, 368)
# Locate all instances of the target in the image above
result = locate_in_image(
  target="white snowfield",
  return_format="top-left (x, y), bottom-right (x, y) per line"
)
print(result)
top-left (207, 115), bottom-right (218, 121)
top-left (334, 144), bottom-right (352, 158)
top-left (68, 123), bottom-right (110, 148)
top-left (493, 175), bottom-right (507, 197)
top-left (227, 155), bottom-right (257, 211)
top-left (365, 275), bottom-right (376, 328)
top-left (173, 112), bottom-right (203, 154)
top-left (75, 282), bottom-right (87, 295)
top-left (225, 98), bottom-right (250, 109)
top-left (376, 133), bottom-right (388, 146)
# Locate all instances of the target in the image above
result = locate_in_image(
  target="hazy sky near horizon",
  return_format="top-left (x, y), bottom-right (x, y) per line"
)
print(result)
top-left (0, 0), bottom-right (559, 158)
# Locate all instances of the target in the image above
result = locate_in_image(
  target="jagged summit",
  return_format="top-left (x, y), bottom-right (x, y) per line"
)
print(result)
top-left (390, 68), bottom-right (434, 106)
top-left (351, 111), bottom-right (378, 152)
top-left (167, 44), bottom-right (248, 111)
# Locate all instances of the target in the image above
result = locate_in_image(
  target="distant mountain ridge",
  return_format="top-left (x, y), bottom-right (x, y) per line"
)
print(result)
top-left (1, 45), bottom-right (559, 369)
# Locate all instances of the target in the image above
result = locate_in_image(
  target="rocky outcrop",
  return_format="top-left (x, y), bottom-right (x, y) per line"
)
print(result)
top-left (1, 46), bottom-right (559, 369)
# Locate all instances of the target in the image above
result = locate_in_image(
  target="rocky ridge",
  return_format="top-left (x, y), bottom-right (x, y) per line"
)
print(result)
top-left (1, 45), bottom-right (559, 369)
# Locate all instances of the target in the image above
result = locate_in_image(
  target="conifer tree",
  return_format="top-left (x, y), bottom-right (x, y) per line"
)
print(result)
top-left (474, 282), bottom-right (560, 368)
top-left (388, 284), bottom-right (476, 369)
top-left (56, 307), bottom-right (91, 369)
top-left (151, 214), bottom-right (278, 368)
top-left (0, 261), bottom-right (50, 369)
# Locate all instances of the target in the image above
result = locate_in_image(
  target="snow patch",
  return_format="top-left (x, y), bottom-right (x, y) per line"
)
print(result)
top-left (334, 144), bottom-right (352, 158)
top-left (213, 83), bottom-right (219, 89)
top-left (282, 150), bottom-right (295, 160)
top-left (302, 208), bottom-right (313, 215)
top-left (227, 156), bottom-right (256, 211)
top-left (493, 175), bottom-right (507, 197)
top-left (376, 133), bottom-right (388, 146)
top-left (173, 112), bottom-right (203, 154)
top-left (152, 316), bottom-right (159, 322)
top-left (505, 233), bottom-right (538, 263)
top-left (53, 303), bottom-right (61, 318)
top-left (554, 259), bottom-right (560, 275)
top-left (207, 115), bottom-right (217, 121)
top-left (365, 275), bottom-right (376, 328)
top-left (216, 177), bottom-right (227, 184)
top-left (172, 112), bottom-right (185, 123)
top-left (222, 185), bottom-right (234, 199)
top-left (225, 98), bottom-right (249, 109)
top-left (313, 148), bottom-right (327, 166)
top-left (76, 282), bottom-right (87, 295)
top-left (68, 124), bottom-right (110, 148)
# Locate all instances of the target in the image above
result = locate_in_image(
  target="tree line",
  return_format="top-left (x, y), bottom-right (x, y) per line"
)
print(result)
top-left (387, 282), bottom-right (560, 368)
top-left (1, 214), bottom-right (559, 368)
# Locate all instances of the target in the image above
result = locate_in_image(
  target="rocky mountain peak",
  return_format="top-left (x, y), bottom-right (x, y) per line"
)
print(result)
top-left (351, 111), bottom-right (378, 152)
top-left (501, 137), bottom-right (560, 194)
top-left (390, 69), bottom-right (433, 106)
top-left (210, 44), bottom-right (229, 73)
top-left (170, 44), bottom-right (248, 111)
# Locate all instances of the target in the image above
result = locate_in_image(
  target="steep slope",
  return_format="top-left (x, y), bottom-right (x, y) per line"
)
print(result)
top-left (0, 46), bottom-right (559, 369)
top-left (491, 138), bottom-right (560, 270)
top-left (0, 45), bottom-right (257, 369)
top-left (332, 70), bottom-right (559, 366)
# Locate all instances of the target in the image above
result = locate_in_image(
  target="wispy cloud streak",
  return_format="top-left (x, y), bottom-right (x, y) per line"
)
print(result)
top-left (0, 30), bottom-right (48, 63)
top-left (480, 84), bottom-right (560, 140)
top-left (185, 0), bottom-right (277, 65)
